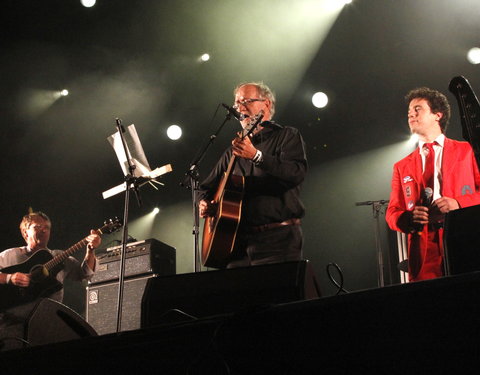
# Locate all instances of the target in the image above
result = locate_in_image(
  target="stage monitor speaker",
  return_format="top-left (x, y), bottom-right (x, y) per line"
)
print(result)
top-left (444, 204), bottom-right (480, 275)
top-left (142, 260), bottom-right (320, 328)
top-left (0, 298), bottom-right (97, 351)
top-left (86, 275), bottom-right (154, 335)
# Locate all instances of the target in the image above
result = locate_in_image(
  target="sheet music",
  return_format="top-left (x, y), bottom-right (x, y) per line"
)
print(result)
top-left (107, 124), bottom-right (151, 177)
top-left (103, 124), bottom-right (172, 199)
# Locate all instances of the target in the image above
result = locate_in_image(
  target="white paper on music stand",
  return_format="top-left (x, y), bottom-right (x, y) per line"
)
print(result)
top-left (107, 124), bottom-right (151, 178)
top-left (102, 124), bottom-right (173, 199)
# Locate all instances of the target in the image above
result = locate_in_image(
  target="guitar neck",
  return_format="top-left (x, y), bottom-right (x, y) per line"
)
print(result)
top-left (215, 154), bottom-right (237, 200)
top-left (213, 111), bottom-right (264, 201)
top-left (42, 223), bottom-right (112, 272)
top-left (43, 237), bottom-right (90, 271)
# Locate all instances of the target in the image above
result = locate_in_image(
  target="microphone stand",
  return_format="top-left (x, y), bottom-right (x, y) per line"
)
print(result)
top-left (355, 199), bottom-right (390, 287)
top-left (114, 118), bottom-right (142, 332)
top-left (181, 112), bottom-right (235, 272)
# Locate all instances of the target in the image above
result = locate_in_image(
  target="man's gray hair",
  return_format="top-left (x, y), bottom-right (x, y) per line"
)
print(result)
top-left (234, 81), bottom-right (276, 118)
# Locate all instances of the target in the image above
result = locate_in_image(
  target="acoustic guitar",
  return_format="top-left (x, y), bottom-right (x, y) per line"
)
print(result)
top-left (201, 112), bottom-right (264, 268)
top-left (0, 218), bottom-right (122, 309)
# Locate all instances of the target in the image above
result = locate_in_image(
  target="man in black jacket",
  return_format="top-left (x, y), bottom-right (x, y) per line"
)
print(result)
top-left (198, 82), bottom-right (307, 268)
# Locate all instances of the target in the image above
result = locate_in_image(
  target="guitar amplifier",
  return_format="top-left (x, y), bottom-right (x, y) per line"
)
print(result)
top-left (86, 275), bottom-right (154, 335)
top-left (90, 239), bottom-right (176, 284)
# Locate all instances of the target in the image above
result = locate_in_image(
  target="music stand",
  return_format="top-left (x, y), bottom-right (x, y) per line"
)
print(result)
top-left (103, 119), bottom-right (172, 333)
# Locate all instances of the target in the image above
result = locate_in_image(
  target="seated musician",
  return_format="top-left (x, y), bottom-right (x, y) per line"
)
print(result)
top-left (0, 211), bottom-right (100, 303)
top-left (386, 87), bottom-right (480, 282)
top-left (198, 82), bottom-right (307, 268)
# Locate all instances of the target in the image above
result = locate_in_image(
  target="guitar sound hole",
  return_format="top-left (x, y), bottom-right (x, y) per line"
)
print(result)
top-left (30, 264), bottom-right (49, 283)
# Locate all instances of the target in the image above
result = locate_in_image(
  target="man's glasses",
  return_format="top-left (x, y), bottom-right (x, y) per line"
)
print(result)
top-left (29, 224), bottom-right (51, 231)
top-left (233, 98), bottom-right (265, 110)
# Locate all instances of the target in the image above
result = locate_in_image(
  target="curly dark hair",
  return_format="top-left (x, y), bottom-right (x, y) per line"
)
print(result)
top-left (405, 87), bottom-right (451, 132)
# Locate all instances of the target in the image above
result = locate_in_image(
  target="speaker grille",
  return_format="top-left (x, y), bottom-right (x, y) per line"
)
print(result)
top-left (86, 275), bottom-right (153, 335)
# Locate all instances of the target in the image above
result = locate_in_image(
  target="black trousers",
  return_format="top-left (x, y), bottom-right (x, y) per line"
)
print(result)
top-left (227, 224), bottom-right (303, 268)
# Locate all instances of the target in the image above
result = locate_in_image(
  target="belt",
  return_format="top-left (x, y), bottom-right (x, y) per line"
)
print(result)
top-left (248, 218), bottom-right (301, 233)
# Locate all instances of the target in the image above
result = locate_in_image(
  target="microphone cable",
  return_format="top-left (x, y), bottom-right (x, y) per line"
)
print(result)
top-left (326, 262), bottom-right (350, 295)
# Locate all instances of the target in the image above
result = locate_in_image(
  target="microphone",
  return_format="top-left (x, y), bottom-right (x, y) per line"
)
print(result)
top-left (422, 187), bottom-right (433, 207)
top-left (221, 103), bottom-right (248, 121)
top-left (417, 187), bottom-right (433, 235)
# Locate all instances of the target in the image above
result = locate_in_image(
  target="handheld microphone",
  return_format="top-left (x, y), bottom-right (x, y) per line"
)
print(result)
top-left (417, 187), bottom-right (433, 235)
top-left (422, 187), bottom-right (433, 206)
top-left (221, 103), bottom-right (248, 121)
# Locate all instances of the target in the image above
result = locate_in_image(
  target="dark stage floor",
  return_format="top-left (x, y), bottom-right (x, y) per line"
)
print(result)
top-left (2, 271), bottom-right (480, 374)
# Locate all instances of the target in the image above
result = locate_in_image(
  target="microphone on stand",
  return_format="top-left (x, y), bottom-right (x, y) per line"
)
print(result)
top-left (417, 187), bottom-right (433, 235)
top-left (221, 103), bottom-right (248, 121)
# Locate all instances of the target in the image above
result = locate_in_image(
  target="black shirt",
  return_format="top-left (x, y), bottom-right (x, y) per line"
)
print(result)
top-left (198, 121), bottom-right (307, 227)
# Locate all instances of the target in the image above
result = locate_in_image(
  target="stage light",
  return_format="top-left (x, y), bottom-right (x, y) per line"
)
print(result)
top-left (312, 92), bottom-right (329, 108)
top-left (152, 207), bottom-right (160, 215)
top-left (80, 0), bottom-right (96, 7)
top-left (167, 125), bottom-right (182, 140)
top-left (60, 89), bottom-right (69, 97)
top-left (200, 53), bottom-right (210, 62)
top-left (467, 47), bottom-right (480, 65)
top-left (18, 88), bottom-right (69, 120)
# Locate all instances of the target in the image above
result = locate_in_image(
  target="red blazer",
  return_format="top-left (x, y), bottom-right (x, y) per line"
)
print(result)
top-left (387, 138), bottom-right (480, 232)
top-left (386, 138), bottom-right (480, 279)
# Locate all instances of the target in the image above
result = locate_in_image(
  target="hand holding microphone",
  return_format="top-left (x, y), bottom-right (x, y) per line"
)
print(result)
top-left (421, 187), bottom-right (433, 207)
top-left (414, 187), bottom-right (433, 235)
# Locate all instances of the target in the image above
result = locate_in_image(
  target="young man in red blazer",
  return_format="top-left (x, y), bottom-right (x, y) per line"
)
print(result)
top-left (386, 87), bottom-right (480, 282)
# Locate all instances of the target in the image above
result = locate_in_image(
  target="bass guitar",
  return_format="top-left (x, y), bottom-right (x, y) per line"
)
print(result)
top-left (0, 218), bottom-right (122, 309)
top-left (201, 112), bottom-right (264, 268)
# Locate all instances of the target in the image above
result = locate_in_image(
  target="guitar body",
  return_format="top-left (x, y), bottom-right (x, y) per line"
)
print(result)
top-left (0, 250), bottom-right (63, 309)
top-left (202, 174), bottom-right (244, 268)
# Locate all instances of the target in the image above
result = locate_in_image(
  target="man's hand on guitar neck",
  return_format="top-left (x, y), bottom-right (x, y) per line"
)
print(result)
top-left (85, 229), bottom-right (101, 272)
top-left (199, 200), bottom-right (218, 218)
top-left (86, 230), bottom-right (101, 252)
top-left (232, 134), bottom-right (258, 160)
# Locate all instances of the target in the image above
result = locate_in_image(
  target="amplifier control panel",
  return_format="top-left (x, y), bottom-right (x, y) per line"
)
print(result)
top-left (90, 238), bottom-right (175, 284)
